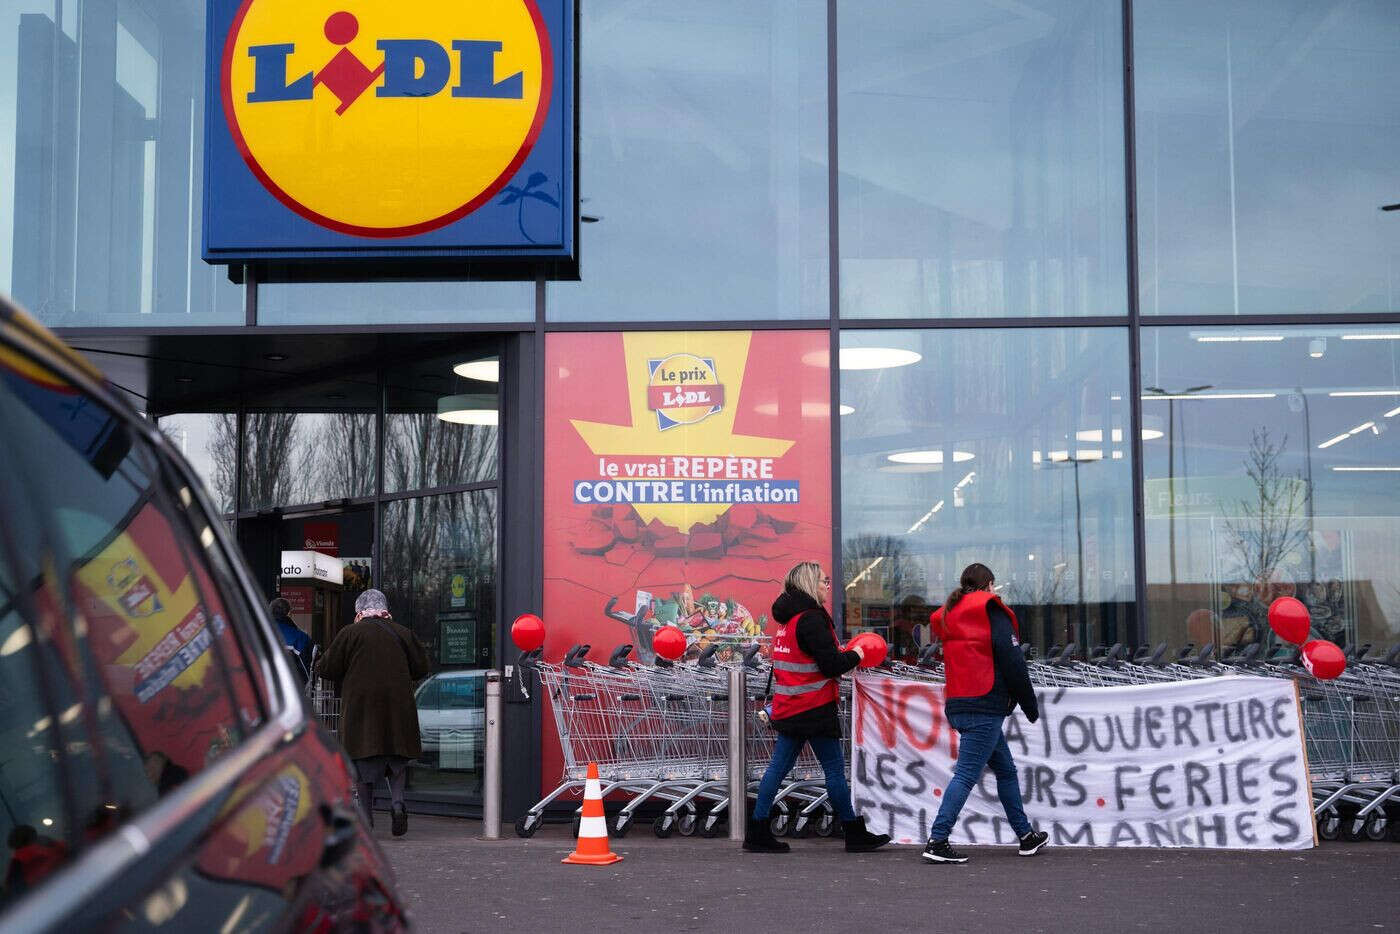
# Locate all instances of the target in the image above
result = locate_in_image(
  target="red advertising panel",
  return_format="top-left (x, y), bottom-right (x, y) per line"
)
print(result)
top-left (302, 521), bottom-right (340, 556)
top-left (543, 331), bottom-right (832, 781)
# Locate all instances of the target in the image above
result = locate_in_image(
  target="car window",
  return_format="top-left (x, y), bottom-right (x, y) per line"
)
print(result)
top-left (415, 677), bottom-right (439, 707)
top-left (440, 675), bottom-right (481, 710)
top-left (0, 342), bottom-right (268, 871)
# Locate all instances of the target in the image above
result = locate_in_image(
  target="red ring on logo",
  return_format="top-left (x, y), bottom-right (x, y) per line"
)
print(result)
top-left (221, 0), bottom-right (554, 239)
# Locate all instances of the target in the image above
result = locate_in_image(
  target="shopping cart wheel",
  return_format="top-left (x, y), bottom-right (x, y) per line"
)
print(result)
top-left (653, 814), bottom-right (676, 838)
top-left (813, 811), bottom-right (836, 837)
top-left (700, 818), bottom-right (725, 839)
top-left (790, 815), bottom-right (813, 838)
top-left (613, 813), bottom-right (633, 838)
top-left (1317, 810), bottom-right (1341, 841)
top-left (769, 811), bottom-right (790, 837)
top-left (1362, 813), bottom-right (1387, 841)
top-left (514, 813), bottom-right (541, 838)
top-left (570, 814), bottom-right (582, 838)
top-left (677, 811), bottom-right (698, 836)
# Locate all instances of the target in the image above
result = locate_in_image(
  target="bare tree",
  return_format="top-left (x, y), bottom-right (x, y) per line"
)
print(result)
top-left (240, 412), bottom-right (313, 508)
top-left (1222, 427), bottom-right (1308, 592)
top-left (843, 533), bottom-right (923, 604)
top-left (309, 414), bottom-right (376, 499)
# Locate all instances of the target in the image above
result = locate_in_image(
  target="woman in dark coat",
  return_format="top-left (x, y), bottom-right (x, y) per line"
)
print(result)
top-left (316, 589), bottom-right (429, 836)
top-left (743, 561), bottom-right (890, 854)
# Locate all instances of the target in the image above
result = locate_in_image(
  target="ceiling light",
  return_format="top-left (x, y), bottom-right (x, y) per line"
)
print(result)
top-left (1309, 338), bottom-right (1326, 358)
top-left (805, 347), bottom-right (922, 370)
top-left (263, 353), bottom-right (288, 362)
top-left (1141, 392), bottom-right (1276, 401)
top-left (1328, 390), bottom-right (1400, 397)
top-left (1, 625), bottom-right (32, 656)
top-left (1384, 406), bottom-right (1400, 418)
top-left (1077, 427), bottom-right (1164, 443)
top-left (1317, 433), bottom-right (1349, 449)
top-left (175, 376), bottom-right (194, 384)
top-left (1340, 333), bottom-right (1400, 340)
top-left (1241, 335), bottom-right (1284, 342)
top-left (437, 394), bottom-right (498, 425)
top-left (1331, 466), bottom-right (1400, 472)
top-left (453, 358), bottom-right (500, 382)
top-left (753, 402), bottom-right (855, 417)
top-left (887, 450), bottom-right (974, 465)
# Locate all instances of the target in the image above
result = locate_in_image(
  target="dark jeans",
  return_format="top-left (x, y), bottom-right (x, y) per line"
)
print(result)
top-left (928, 712), bottom-right (1032, 842)
top-left (753, 733), bottom-right (857, 822)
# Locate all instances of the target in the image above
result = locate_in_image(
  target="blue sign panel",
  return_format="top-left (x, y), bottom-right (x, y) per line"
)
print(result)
top-left (202, 0), bottom-right (574, 265)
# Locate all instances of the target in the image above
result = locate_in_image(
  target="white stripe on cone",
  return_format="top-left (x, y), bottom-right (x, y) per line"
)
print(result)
top-left (584, 778), bottom-right (602, 800)
top-left (578, 815), bottom-right (609, 838)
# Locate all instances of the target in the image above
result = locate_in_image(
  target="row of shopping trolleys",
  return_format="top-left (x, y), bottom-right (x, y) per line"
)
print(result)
top-left (512, 639), bottom-right (1400, 843)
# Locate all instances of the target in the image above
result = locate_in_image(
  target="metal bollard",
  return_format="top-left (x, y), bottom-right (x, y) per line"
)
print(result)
top-left (727, 666), bottom-right (747, 842)
top-left (483, 670), bottom-right (502, 839)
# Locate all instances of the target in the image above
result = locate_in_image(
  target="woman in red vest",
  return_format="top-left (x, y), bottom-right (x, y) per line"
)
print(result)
top-left (922, 563), bottom-right (1048, 864)
top-left (743, 561), bottom-right (891, 854)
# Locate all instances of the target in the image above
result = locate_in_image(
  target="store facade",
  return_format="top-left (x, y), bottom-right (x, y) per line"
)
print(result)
top-left (3, 0), bottom-right (1399, 814)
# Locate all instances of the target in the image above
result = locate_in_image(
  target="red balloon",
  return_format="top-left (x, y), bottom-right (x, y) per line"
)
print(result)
top-left (510, 613), bottom-right (546, 652)
top-left (652, 625), bottom-right (688, 661)
top-left (845, 632), bottom-right (888, 668)
top-left (1268, 597), bottom-right (1310, 644)
top-left (1301, 640), bottom-right (1345, 680)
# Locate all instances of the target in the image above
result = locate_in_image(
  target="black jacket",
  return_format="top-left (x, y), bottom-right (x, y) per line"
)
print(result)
top-left (767, 588), bottom-right (860, 739)
top-left (944, 603), bottom-right (1039, 722)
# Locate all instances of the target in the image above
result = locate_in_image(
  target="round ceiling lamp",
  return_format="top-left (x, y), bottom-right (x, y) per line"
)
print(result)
top-left (886, 450), bottom-right (975, 465)
top-left (437, 393), bottom-right (498, 425)
top-left (801, 348), bottom-right (923, 370)
top-left (453, 358), bottom-right (500, 382)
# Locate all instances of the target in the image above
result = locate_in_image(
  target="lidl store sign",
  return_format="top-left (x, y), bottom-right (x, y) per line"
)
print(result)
top-left (203, 0), bottom-right (574, 263)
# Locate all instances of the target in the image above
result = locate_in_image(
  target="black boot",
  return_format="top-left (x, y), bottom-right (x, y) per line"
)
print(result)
top-left (843, 817), bottom-right (891, 853)
top-left (743, 816), bottom-right (790, 853)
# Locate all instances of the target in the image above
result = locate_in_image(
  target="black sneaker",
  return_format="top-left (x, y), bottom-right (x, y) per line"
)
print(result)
top-left (1018, 829), bottom-right (1048, 856)
top-left (921, 839), bottom-right (969, 864)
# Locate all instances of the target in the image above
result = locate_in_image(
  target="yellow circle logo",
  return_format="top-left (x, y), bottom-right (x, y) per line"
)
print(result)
top-left (223, 0), bottom-right (551, 237)
top-left (646, 353), bottom-right (725, 431)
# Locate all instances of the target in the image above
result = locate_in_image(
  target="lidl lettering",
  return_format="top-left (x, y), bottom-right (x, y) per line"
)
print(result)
top-left (246, 14), bottom-right (524, 110)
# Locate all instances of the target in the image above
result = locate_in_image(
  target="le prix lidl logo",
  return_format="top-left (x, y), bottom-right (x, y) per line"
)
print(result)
top-left (646, 353), bottom-right (724, 431)
top-left (222, 0), bottom-right (552, 238)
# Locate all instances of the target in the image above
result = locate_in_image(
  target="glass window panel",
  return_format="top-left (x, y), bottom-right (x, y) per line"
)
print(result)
top-left (385, 347), bottom-right (500, 493)
top-left (1142, 325), bottom-right (1400, 656)
top-left (380, 490), bottom-right (496, 802)
top-left (841, 328), bottom-right (1135, 659)
top-left (548, 0), bottom-right (828, 321)
top-left (1135, 1), bottom-right (1400, 315)
top-left (241, 411), bottom-right (376, 511)
top-left (0, 1), bottom-right (243, 325)
top-left (838, 0), bottom-right (1127, 319)
top-left (255, 279), bottom-right (533, 326)
top-left (158, 413), bottom-right (237, 513)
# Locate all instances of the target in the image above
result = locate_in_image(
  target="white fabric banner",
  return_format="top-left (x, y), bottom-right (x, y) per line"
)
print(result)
top-left (850, 675), bottom-right (1315, 850)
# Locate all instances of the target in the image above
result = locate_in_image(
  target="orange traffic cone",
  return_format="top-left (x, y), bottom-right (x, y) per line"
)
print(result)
top-left (562, 762), bottom-right (623, 865)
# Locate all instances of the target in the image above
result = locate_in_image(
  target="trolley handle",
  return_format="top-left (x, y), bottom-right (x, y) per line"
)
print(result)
top-left (741, 644), bottom-right (762, 668)
top-left (1383, 644), bottom-right (1400, 667)
top-left (1193, 643), bottom-right (1215, 665)
top-left (1052, 643), bottom-right (1078, 666)
top-left (609, 644), bottom-right (634, 668)
top-left (565, 644), bottom-right (592, 669)
top-left (1146, 642), bottom-right (1169, 666)
top-left (697, 645), bottom-right (719, 668)
top-left (919, 643), bottom-right (941, 666)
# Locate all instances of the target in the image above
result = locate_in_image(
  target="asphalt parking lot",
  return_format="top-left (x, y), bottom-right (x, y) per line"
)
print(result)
top-left (372, 815), bottom-right (1400, 933)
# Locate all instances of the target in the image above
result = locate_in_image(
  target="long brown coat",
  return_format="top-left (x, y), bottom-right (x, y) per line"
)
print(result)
top-left (317, 616), bottom-right (430, 761)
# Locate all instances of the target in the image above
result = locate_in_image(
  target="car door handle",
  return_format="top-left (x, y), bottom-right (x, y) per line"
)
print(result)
top-left (320, 804), bottom-right (360, 868)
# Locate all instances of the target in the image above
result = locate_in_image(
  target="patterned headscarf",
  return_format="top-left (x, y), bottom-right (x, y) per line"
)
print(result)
top-left (354, 588), bottom-right (392, 621)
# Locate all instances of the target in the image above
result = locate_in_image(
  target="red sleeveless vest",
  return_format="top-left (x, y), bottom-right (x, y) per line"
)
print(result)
top-left (930, 591), bottom-right (1019, 698)
top-left (770, 610), bottom-right (840, 720)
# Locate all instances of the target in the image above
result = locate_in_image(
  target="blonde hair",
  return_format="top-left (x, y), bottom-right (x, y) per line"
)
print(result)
top-left (785, 561), bottom-right (826, 604)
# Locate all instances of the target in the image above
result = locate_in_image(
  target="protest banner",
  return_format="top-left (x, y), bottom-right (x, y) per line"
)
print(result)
top-left (851, 675), bottom-right (1315, 850)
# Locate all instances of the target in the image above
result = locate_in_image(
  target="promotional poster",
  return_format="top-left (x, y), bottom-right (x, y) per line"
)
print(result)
top-left (543, 330), bottom-right (832, 779)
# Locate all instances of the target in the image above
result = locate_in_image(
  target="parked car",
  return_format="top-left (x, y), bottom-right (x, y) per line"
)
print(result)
top-left (0, 295), bottom-right (408, 930)
top-left (414, 670), bottom-right (487, 769)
